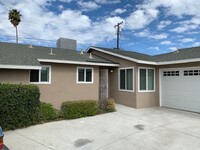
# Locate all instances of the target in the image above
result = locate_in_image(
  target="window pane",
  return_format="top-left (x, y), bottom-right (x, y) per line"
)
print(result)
top-left (30, 70), bottom-right (39, 82)
top-left (140, 69), bottom-right (146, 90)
top-left (78, 68), bottom-right (84, 82)
top-left (127, 69), bottom-right (133, 90)
top-left (41, 66), bottom-right (49, 82)
top-left (120, 70), bottom-right (125, 89)
top-left (148, 69), bottom-right (154, 90)
top-left (86, 69), bottom-right (92, 82)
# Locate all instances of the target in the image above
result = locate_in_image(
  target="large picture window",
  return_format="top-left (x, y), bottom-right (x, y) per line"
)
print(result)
top-left (139, 68), bottom-right (155, 92)
top-left (119, 68), bottom-right (134, 91)
top-left (30, 66), bottom-right (51, 83)
top-left (77, 67), bottom-right (93, 83)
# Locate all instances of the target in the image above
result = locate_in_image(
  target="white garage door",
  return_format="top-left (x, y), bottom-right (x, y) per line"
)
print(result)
top-left (161, 68), bottom-right (200, 113)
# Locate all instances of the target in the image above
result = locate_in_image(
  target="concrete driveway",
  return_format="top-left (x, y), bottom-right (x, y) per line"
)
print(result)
top-left (4, 104), bottom-right (200, 150)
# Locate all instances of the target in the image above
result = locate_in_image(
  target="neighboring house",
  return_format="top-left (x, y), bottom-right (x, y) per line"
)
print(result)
top-left (1, 40), bottom-right (200, 113)
top-left (87, 46), bottom-right (200, 113)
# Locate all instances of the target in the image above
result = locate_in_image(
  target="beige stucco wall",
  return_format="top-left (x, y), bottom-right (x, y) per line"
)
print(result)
top-left (37, 63), bottom-right (99, 108)
top-left (91, 50), bottom-right (161, 108)
top-left (92, 51), bottom-right (137, 108)
top-left (0, 69), bottom-right (29, 84)
top-left (135, 64), bottom-right (159, 108)
top-left (0, 64), bottom-right (99, 108)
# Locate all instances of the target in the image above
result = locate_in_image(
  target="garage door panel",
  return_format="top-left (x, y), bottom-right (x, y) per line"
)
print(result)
top-left (161, 68), bottom-right (200, 113)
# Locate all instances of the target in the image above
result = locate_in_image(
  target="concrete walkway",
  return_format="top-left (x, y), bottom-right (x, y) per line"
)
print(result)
top-left (4, 104), bottom-right (200, 150)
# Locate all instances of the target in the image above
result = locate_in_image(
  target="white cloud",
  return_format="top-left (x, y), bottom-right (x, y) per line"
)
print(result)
top-left (0, 0), bottom-right (125, 46)
top-left (151, 33), bottom-right (168, 40)
top-left (112, 8), bottom-right (126, 15)
top-left (179, 38), bottom-right (195, 43)
top-left (126, 0), bottom-right (200, 31)
top-left (136, 29), bottom-right (149, 37)
top-left (149, 46), bottom-right (159, 51)
top-left (171, 24), bottom-right (198, 33)
top-left (140, 0), bottom-right (200, 17)
top-left (161, 41), bottom-right (172, 45)
top-left (77, 1), bottom-right (100, 11)
top-left (94, 0), bottom-right (120, 4)
top-left (135, 30), bottom-right (167, 40)
top-left (59, 0), bottom-right (74, 3)
top-left (125, 9), bottom-right (159, 30)
top-left (58, 5), bottom-right (64, 10)
top-left (193, 42), bottom-right (200, 47)
top-left (169, 47), bottom-right (177, 51)
top-left (157, 20), bottom-right (172, 30)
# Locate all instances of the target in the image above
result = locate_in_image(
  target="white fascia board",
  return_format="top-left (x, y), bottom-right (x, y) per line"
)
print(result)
top-left (38, 59), bottom-right (119, 67)
top-left (157, 58), bottom-right (200, 65)
top-left (88, 47), bottom-right (157, 65)
top-left (0, 65), bottom-right (41, 70)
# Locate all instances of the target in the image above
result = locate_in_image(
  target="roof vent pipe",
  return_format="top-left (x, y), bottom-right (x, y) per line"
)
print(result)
top-left (49, 48), bottom-right (55, 55)
top-left (28, 44), bottom-right (33, 48)
top-left (89, 53), bottom-right (93, 59)
top-left (80, 50), bottom-right (84, 55)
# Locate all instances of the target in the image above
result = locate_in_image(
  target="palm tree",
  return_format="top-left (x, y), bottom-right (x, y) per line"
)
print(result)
top-left (8, 9), bottom-right (22, 43)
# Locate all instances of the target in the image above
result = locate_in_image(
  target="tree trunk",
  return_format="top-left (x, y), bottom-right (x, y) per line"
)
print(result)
top-left (15, 26), bottom-right (18, 43)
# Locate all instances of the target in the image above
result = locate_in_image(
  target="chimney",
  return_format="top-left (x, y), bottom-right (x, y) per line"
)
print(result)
top-left (56, 38), bottom-right (77, 50)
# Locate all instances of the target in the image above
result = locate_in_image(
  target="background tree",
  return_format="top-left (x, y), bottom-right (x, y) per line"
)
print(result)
top-left (8, 9), bottom-right (22, 43)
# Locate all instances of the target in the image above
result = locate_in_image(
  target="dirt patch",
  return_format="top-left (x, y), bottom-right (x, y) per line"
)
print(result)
top-left (74, 139), bottom-right (93, 147)
top-left (134, 124), bottom-right (145, 130)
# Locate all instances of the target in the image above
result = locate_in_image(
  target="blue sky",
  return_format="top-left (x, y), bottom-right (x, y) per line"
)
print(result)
top-left (0, 0), bottom-right (200, 55)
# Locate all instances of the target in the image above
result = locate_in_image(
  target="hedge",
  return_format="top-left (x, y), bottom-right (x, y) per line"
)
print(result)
top-left (61, 100), bottom-right (98, 119)
top-left (39, 102), bottom-right (59, 121)
top-left (0, 83), bottom-right (40, 130)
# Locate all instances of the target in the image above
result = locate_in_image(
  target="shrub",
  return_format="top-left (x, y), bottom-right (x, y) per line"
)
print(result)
top-left (99, 98), bottom-right (116, 113)
top-left (0, 83), bottom-right (40, 130)
top-left (105, 98), bottom-right (116, 112)
top-left (39, 102), bottom-right (59, 121)
top-left (61, 100), bottom-right (98, 119)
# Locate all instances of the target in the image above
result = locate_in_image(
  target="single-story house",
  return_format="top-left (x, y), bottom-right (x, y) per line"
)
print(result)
top-left (87, 46), bottom-right (200, 113)
top-left (1, 39), bottom-right (200, 113)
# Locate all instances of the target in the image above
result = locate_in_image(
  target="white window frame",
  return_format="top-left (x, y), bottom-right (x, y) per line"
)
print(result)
top-left (77, 67), bottom-right (94, 84)
top-left (29, 65), bottom-right (51, 84)
top-left (118, 67), bottom-right (134, 92)
top-left (138, 67), bottom-right (155, 92)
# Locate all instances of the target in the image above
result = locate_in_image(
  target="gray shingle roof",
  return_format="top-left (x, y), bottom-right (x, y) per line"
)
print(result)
top-left (0, 42), bottom-right (116, 67)
top-left (92, 46), bottom-right (200, 63)
top-left (152, 47), bottom-right (200, 62)
top-left (93, 47), bottom-right (154, 61)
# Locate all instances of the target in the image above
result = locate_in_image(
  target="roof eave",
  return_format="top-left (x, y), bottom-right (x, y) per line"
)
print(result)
top-left (157, 58), bottom-right (200, 65)
top-left (87, 47), bottom-right (157, 65)
top-left (88, 47), bottom-right (200, 65)
top-left (38, 59), bottom-right (119, 67)
top-left (0, 65), bottom-right (41, 70)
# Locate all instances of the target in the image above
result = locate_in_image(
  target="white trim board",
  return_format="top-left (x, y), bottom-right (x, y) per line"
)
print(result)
top-left (0, 65), bottom-right (41, 70)
top-left (38, 59), bottom-right (119, 67)
top-left (88, 47), bottom-right (200, 65)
